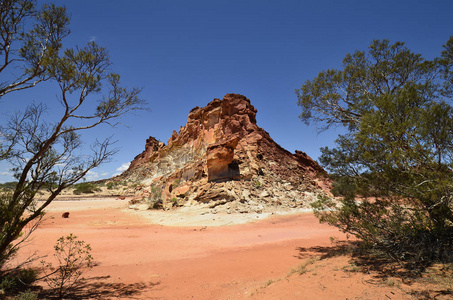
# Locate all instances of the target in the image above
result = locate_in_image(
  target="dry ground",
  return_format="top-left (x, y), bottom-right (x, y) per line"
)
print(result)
top-left (9, 198), bottom-right (452, 299)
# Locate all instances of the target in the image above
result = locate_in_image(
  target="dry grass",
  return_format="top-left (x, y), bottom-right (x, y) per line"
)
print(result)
top-left (287, 256), bottom-right (320, 277)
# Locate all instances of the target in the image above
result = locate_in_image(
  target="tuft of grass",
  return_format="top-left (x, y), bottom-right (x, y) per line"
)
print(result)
top-left (257, 278), bottom-right (281, 292)
top-left (287, 256), bottom-right (320, 277)
top-left (172, 179), bottom-right (180, 188)
top-left (381, 277), bottom-right (398, 287)
top-left (264, 279), bottom-right (274, 287)
top-left (342, 262), bottom-right (359, 273)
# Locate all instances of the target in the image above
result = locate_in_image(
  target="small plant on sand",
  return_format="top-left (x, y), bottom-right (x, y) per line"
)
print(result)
top-left (381, 277), bottom-right (398, 287)
top-left (41, 234), bottom-right (93, 298)
top-left (342, 262), bottom-right (359, 273)
top-left (287, 256), bottom-right (320, 277)
top-left (264, 279), bottom-right (276, 287)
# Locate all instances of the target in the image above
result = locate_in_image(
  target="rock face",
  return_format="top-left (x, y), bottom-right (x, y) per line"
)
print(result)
top-left (119, 94), bottom-right (329, 212)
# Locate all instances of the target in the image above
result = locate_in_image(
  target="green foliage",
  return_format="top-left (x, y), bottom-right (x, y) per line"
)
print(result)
top-left (0, 182), bottom-right (18, 191)
top-left (172, 179), bottom-right (180, 188)
top-left (147, 185), bottom-right (163, 209)
top-left (41, 234), bottom-right (93, 298)
top-left (0, 268), bottom-right (38, 295)
top-left (299, 37), bottom-right (453, 265)
top-left (106, 181), bottom-right (119, 190)
top-left (0, 191), bottom-right (31, 266)
top-left (72, 182), bottom-right (101, 195)
top-left (14, 290), bottom-right (40, 300)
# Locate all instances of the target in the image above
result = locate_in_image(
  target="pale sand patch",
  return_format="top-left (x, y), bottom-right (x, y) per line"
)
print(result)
top-left (41, 198), bottom-right (313, 227)
top-left (127, 205), bottom-right (313, 227)
top-left (39, 198), bottom-right (127, 212)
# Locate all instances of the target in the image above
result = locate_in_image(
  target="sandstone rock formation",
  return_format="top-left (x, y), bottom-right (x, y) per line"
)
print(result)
top-left (117, 94), bottom-right (329, 213)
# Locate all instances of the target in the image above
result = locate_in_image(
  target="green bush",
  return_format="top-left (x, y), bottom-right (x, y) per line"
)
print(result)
top-left (300, 38), bottom-right (453, 266)
top-left (0, 268), bottom-right (38, 295)
top-left (147, 185), bottom-right (163, 209)
top-left (0, 182), bottom-right (17, 191)
top-left (14, 290), bottom-right (40, 300)
top-left (106, 182), bottom-right (117, 190)
top-left (73, 182), bottom-right (101, 195)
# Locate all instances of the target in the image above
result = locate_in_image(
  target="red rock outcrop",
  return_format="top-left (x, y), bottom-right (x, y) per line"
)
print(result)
top-left (118, 94), bottom-right (329, 212)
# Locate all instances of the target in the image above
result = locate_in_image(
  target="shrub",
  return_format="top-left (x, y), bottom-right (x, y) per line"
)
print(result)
top-left (72, 182), bottom-right (101, 195)
top-left (0, 182), bottom-right (18, 191)
top-left (106, 182), bottom-right (117, 190)
top-left (41, 234), bottom-right (93, 298)
top-left (14, 290), bottom-right (40, 300)
top-left (146, 185), bottom-right (163, 209)
top-left (0, 268), bottom-right (38, 295)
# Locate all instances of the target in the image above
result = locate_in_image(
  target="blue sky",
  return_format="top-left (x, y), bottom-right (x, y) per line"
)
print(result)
top-left (1, 0), bottom-right (453, 182)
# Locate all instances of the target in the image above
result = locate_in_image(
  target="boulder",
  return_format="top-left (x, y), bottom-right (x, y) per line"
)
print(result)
top-left (117, 94), bottom-right (330, 211)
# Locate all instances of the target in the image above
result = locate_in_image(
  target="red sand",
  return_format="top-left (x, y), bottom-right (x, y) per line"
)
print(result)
top-left (13, 200), bottom-right (413, 299)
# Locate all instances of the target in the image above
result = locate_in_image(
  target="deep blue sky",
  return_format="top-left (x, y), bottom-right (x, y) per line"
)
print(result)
top-left (1, 0), bottom-right (453, 182)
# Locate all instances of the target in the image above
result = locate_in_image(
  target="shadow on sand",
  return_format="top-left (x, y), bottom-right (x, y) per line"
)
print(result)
top-left (295, 241), bottom-right (453, 299)
top-left (40, 276), bottom-right (161, 299)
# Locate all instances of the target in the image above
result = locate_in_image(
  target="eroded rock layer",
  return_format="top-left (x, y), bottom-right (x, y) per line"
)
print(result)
top-left (118, 94), bottom-right (329, 212)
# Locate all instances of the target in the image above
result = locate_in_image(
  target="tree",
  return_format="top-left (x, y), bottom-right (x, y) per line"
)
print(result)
top-left (0, 0), bottom-right (69, 97)
top-left (297, 37), bottom-right (453, 264)
top-left (0, 0), bottom-right (144, 269)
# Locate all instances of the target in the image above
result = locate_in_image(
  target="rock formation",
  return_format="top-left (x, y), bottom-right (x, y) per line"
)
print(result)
top-left (117, 94), bottom-right (329, 213)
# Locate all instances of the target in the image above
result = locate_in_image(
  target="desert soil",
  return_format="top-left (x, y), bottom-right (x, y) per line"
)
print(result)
top-left (10, 198), bottom-right (438, 299)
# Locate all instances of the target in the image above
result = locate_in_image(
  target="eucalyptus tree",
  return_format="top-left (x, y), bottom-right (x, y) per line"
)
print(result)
top-left (297, 37), bottom-right (453, 264)
top-left (0, 0), bottom-right (144, 268)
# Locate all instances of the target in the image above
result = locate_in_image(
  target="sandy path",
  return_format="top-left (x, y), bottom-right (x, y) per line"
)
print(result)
top-left (12, 199), bottom-right (412, 299)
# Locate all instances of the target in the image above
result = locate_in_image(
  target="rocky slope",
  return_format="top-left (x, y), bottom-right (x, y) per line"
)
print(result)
top-left (116, 94), bottom-right (329, 213)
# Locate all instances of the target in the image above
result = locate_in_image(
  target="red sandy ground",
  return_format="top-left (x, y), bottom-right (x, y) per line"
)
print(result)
top-left (12, 200), bottom-right (428, 299)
